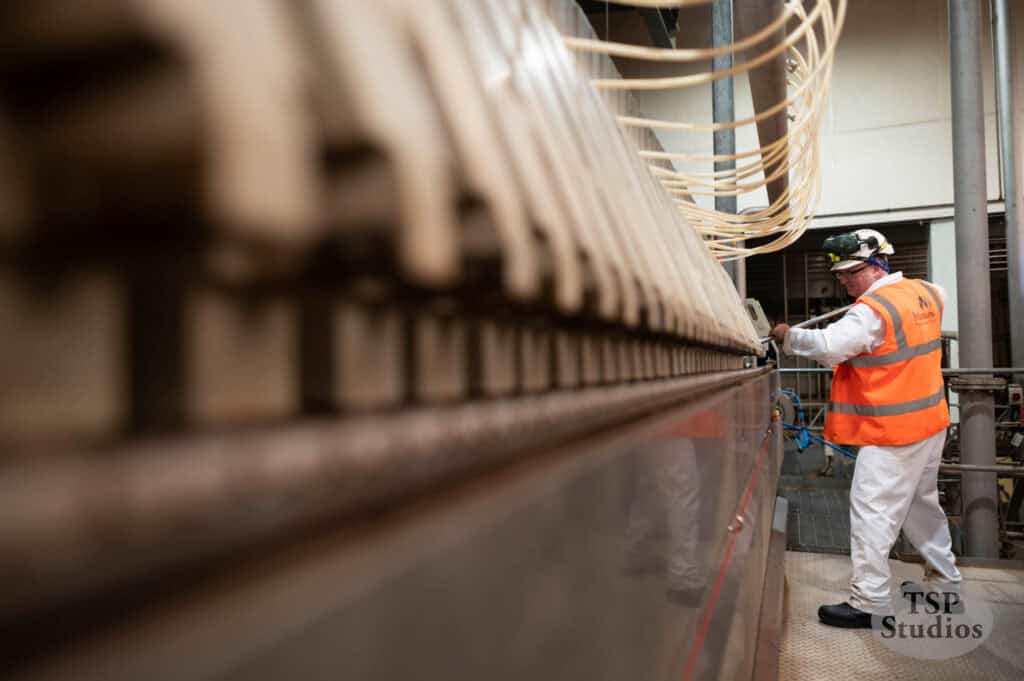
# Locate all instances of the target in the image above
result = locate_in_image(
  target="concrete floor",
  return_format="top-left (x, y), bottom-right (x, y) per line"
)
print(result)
top-left (780, 551), bottom-right (1024, 680)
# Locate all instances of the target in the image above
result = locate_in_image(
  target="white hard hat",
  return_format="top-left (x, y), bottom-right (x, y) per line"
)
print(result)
top-left (824, 228), bottom-right (895, 272)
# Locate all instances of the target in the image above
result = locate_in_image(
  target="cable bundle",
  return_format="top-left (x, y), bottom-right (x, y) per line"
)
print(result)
top-left (564, 0), bottom-right (847, 260)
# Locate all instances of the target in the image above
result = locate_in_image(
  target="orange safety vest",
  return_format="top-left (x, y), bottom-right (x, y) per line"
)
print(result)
top-left (824, 278), bottom-right (950, 446)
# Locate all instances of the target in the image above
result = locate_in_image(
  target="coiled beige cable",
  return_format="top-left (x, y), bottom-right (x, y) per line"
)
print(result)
top-left (564, 0), bottom-right (847, 260)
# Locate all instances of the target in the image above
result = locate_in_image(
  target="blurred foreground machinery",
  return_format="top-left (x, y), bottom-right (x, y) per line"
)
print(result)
top-left (0, 2), bottom-right (785, 681)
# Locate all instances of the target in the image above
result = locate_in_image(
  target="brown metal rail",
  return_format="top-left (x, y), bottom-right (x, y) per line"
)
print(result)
top-left (0, 367), bottom-right (770, 626)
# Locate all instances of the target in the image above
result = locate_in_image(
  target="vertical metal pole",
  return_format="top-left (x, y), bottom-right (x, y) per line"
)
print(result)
top-left (800, 253), bottom-right (810, 399)
top-left (780, 253), bottom-right (788, 376)
top-left (712, 0), bottom-right (738, 285)
top-left (803, 251), bottom-right (809, 319)
top-left (992, 0), bottom-right (1024, 383)
top-left (782, 253), bottom-right (789, 322)
top-left (949, 0), bottom-right (999, 557)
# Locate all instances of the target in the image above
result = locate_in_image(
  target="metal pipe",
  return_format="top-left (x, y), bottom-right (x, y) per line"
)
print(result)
top-left (944, 368), bottom-right (1018, 375)
top-left (803, 251), bottom-right (809, 319)
top-left (787, 304), bottom-right (854, 329)
top-left (760, 304), bottom-right (853, 343)
top-left (940, 463), bottom-right (1024, 477)
top-left (736, 255), bottom-right (747, 299)
top-left (949, 0), bottom-right (999, 557)
top-left (782, 253), bottom-right (789, 322)
top-left (712, 0), bottom-right (738, 285)
top-left (991, 0), bottom-right (1024, 385)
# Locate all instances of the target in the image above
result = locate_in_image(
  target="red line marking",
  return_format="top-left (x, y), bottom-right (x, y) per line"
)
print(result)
top-left (680, 429), bottom-right (772, 681)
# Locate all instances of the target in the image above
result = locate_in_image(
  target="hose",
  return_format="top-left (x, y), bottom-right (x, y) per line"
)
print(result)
top-left (779, 388), bottom-right (857, 460)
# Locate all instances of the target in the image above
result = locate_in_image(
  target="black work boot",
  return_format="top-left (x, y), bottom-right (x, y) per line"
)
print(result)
top-left (818, 602), bottom-right (874, 628)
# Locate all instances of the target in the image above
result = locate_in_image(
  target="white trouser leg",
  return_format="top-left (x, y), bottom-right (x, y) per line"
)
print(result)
top-left (847, 431), bottom-right (945, 614)
top-left (899, 431), bottom-right (961, 586)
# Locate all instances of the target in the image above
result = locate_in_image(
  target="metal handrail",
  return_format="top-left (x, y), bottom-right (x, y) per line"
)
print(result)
top-left (939, 463), bottom-right (1024, 477)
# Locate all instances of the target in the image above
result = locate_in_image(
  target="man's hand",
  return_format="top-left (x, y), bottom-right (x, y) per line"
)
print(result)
top-left (770, 323), bottom-right (790, 344)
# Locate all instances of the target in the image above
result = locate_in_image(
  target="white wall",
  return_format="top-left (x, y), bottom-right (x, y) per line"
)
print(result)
top-left (816, 0), bottom-right (1004, 215)
top-left (626, 0), bottom-right (1024, 223)
top-left (617, 45), bottom-right (766, 213)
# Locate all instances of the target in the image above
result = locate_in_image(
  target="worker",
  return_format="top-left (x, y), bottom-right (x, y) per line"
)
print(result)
top-left (770, 228), bottom-right (961, 629)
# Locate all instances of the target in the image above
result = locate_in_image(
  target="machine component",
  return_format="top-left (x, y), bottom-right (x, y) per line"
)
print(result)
top-left (0, 0), bottom-right (760, 444)
top-left (758, 303), bottom-right (853, 344)
top-left (745, 298), bottom-right (772, 339)
top-left (0, 2), bottom-right (787, 680)
top-left (1, 372), bottom-right (782, 681)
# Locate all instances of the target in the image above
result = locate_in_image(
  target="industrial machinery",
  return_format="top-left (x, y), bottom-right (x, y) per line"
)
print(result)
top-left (938, 380), bottom-right (1024, 557)
top-left (0, 1), bottom-right (844, 680)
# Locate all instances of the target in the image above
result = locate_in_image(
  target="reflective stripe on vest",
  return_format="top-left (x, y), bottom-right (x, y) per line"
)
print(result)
top-left (829, 385), bottom-right (946, 416)
top-left (863, 292), bottom-right (908, 349)
top-left (845, 338), bottom-right (942, 367)
top-left (844, 280), bottom-right (946, 367)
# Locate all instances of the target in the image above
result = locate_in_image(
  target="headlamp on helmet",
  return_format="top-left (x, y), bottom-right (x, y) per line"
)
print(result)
top-left (822, 229), bottom-right (893, 272)
top-left (823, 233), bottom-right (878, 261)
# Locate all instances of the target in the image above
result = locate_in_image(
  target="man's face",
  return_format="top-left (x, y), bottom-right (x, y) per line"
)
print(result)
top-left (835, 264), bottom-right (878, 298)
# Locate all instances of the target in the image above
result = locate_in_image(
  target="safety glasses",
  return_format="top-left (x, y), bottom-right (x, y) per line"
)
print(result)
top-left (835, 264), bottom-right (869, 279)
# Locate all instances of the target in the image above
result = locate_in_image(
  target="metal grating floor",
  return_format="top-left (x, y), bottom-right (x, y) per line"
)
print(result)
top-left (779, 484), bottom-right (851, 554)
top-left (780, 442), bottom-right (854, 554)
top-left (780, 551), bottom-right (1024, 680)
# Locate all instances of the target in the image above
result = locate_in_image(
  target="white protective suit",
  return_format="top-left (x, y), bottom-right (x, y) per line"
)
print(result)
top-left (784, 271), bottom-right (962, 614)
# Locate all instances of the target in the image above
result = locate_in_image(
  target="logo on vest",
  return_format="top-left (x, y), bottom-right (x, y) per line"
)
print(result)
top-left (913, 295), bottom-right (937, 324)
